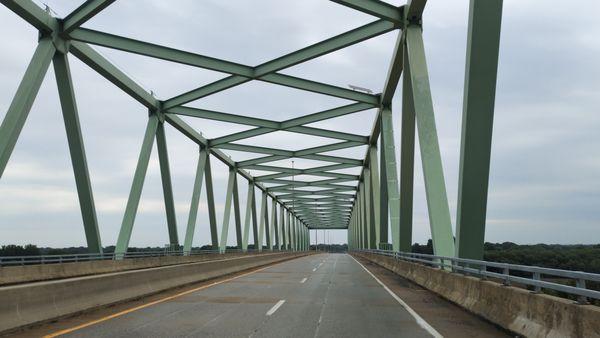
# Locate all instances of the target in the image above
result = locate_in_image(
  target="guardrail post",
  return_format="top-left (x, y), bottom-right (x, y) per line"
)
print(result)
top-left (502, 265), bottom-right (510, 286)
top-left (576, 278), bottom-right (588, 304)
top-left (532, 272), bottom-right (541, 293)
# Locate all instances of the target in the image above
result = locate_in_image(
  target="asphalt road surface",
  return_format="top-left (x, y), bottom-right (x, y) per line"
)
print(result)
top-left (46, 253), bottom-right (497, 337)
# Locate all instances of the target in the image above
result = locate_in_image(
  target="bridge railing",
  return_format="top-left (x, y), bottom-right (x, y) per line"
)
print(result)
top-left (357, 249), bottom-right (600, 304)
top-left (0, 248), bottom-right (291, 267)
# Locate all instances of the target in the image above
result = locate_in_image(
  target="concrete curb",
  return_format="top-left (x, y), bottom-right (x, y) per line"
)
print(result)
top-left (354, 252), bottom-right (600, 338)
top-left (0, 252), bottom-right (310, 334)
top-left (0, 252), bottom-right (274, 286)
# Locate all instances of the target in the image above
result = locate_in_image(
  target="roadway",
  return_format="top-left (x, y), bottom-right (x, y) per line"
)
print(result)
top-left (34, 253), bottom-right (508, 337)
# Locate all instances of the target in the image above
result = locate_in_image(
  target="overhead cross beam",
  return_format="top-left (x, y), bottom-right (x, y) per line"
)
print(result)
top-left (0, 0), bottom-right (502, 257)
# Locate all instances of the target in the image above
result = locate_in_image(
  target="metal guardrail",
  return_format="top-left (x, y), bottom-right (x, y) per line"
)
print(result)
top-left (0, 248), bottom-right (288, 267)
top-left (358, 249), bottom-right (600, 304)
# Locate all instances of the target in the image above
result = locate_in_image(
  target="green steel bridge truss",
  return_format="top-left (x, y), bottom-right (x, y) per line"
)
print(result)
top-left (0, 0), bottom-right (502, 259)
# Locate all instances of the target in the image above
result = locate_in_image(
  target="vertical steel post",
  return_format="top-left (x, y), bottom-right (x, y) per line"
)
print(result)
top-left (399, 44), bottom-right (416, 252)
top-left (258, 191), bottom-right (267, 252)
top-left (204, 153), bottom-right (219, 249)
top-left (0, 38), bottom-right (55, 178)
top-left (369, 145), bottom-right (382, 247)
top-left (406, 26), bottom-right (456, 257)
top-left (365, 167), bottom-right (376, 249)
top-left (115, 115), bottom-right (159, 256)
top-left (219, 168), bottom-right (236, 253)
top-left (271, 199), bottom-right (279, 250)
top-left (156, 120), bottom-right (179, 247)
top-left (279, 204), bottom-right (285, 250)
top-left (286, 210), bottom-right (291, 250)
top-left (242, 181), bottom-right (254, 251)
top-left (380, 108), bottom-right (401, 251)
top-left (183, 149), bottom-right (207, 254)
top-left (53, 51), bottom-right (103, 253)
top-left (232, 172), bottom-right (242, 250)
top-left (455, 0), bottom-right (503, 260)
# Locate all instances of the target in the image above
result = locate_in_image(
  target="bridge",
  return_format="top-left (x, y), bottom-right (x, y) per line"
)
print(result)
top-left (0, 0), bottom-right (599, 337)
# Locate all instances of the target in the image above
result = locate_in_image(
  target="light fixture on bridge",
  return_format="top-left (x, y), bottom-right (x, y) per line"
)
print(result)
top-left (348, 84), bottom-right (373, 94)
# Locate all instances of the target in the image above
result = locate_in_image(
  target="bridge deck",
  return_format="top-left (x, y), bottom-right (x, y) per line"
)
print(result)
top-left (25, 254), bottom-right (508, 337)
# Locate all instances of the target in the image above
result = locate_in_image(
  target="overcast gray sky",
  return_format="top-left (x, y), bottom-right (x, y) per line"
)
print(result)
top-left (0, 0), bottom-right (599, 248)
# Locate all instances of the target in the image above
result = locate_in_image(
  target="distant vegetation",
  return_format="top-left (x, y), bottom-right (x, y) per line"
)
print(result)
top-left (2, 242), bottom-right (599, 273)
top-left (412, 240), bottom-right (600, 274)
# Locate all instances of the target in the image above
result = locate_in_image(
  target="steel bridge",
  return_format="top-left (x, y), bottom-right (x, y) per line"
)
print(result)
top-left (4, 1), bottom-right (594, 338)
top-left (0, 0), bottom-right (502, 260)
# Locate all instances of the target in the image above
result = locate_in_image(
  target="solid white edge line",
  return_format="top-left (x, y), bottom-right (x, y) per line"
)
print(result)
top-left (266, 299), bottom-right (286, 316)
top-left (300, 277), bottom-right (308, 283)
top-left (347, 254), bottom-right (443, 338)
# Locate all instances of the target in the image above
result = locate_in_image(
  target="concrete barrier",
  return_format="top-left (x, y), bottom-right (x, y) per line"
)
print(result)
top-left (0, 251), bottom-right (272, 286)
top-left (354, 252), bottom-right (600, 338)
top-left (0, 252), bottom-right (310, 334)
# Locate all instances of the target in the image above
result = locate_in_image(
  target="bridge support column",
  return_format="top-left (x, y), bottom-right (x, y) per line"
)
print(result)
top-left (156, 120), bottom-right (179, 249)
top-left (405, 25), bottom-right (455, 258)
top-left (204, 154), bottom-right (219, 250)
top-left (53, 51), bottom-right (103, 254)
top-left (271, 199), bottom-right (279, 250)
top-left (364, 167), bottom-right (376, 249)
top-left (399, 44), bottom-right (416, 253)
top-left (279, 204), bottom-right (285, 250)
top-left (219, 168), bottom-right (236, 253)
top-left (369, 145), bottom-right (382, 248)
top-left (242, 181), bottom-right (257, 251)
top-left (0, 38), bottom-right (55, 178)
top-left (456, 0), bottom-right (503, 260)
top-left (286, 210), bottom-right (291, 250)
top-left (258, 191), bottom-right (268, 252)
top-left (380, 108), bottom-right (401, 252)
top-left (183, 148), bottom-right (208, 254)
top-left (115, 115), bottom-right (159, 257)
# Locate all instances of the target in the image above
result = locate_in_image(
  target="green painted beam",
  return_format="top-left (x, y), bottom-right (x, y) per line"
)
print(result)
top-left (455, 0), bottom-right (503, 260)
top-left (69, 28), bottom-right (255, 77)
top-left (232, 171), bottom-right (243, 250)
top-left (164, 75), bottom-right (249, 109)
top-left (156, 121), bottom-right (179, 247)
top-left (405, 0), bottom-right (428, 20)
top-left (369, 145), bottom-right (383, 246)
top-left (380, 108), bottom-right (401, 251)
top-left (53, 51), bottom-right (103, 253)
top-left (0, 38), bottom-right (55, 178)
top-left (254, 20), bottom-right (396, 76)
top-left (70, 42), bottom-right (158, 109)
top-left (161, 20), bottom-right (388, 108)
top-left (115, 115), bottom-right (159, 256)
top-left (406, 26), bottom-right (455, 257)
top-left (260, 73), bottom-right (379, 105)
top-left (237, 155), bottom-right (287, 167)
top-left (219, 168), bottom-right (236, 252)
top-left (279, 204), bottom-right (285, 250)
top-left (168, 106), bottom-right (277, 128)
top-left (271, 199), bottom-right (279, 250)
top-left (62, 0), bottom-right (116, 33)
top-left (183, 149), bottom-right (208, 254)
top-left (280, 102), bottom-right (374, 128)
top-left (203, 153), bottom-right (219, 249)
top-left (1, 0), bottom-right (56, 32)
top-left (329, 0), bottom-right (403, 24)
top-left (381, 32), bottom-right (405, 106)
top-left (241, 181), bottom-right (254, 251)
top-left (399, 45), bottom-right (416, 252)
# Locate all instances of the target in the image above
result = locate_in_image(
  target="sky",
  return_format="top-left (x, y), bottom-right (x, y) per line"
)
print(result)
top-left (0, 0), bottom-right (599, 248)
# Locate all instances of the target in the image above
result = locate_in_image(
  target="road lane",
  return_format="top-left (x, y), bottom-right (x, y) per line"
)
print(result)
top-left (57, 254), bottom-right (435, 337)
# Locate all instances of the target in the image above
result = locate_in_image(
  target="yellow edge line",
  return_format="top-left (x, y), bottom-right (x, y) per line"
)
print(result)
top-left (43, 264), bottom-right (274, 337)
